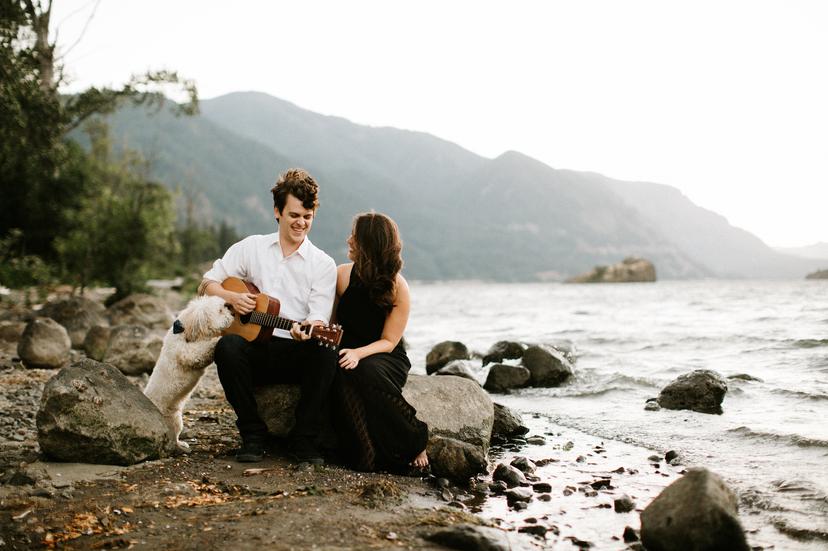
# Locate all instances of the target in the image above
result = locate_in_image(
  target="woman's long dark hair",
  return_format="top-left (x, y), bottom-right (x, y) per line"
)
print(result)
top-left (351, 212), bottom-right (403, 314)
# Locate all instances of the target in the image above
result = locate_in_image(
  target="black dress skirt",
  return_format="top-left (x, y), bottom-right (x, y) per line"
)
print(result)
top-left (332, 270), bottom-right (428, 472)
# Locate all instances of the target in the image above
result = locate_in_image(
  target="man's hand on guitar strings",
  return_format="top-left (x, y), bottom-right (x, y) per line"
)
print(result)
top-left (228, 292), bottom-right (257, 315)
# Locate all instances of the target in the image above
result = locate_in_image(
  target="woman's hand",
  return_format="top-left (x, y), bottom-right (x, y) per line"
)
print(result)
top-left (227, 291), bottom-right (257, 315)
top-left (339, 348), bottom-right (360, 370)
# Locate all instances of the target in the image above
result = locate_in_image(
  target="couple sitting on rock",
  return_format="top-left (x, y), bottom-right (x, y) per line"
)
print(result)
top-left (198, 168), bottom-right (429, 471)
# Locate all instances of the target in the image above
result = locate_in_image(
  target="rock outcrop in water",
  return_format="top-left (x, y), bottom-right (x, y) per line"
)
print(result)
top-left (566, 257), bottom-right (656, 283)
top-left (657, 369), bottom-right (728, 414)
top-left (805, 269), bottom-right (828, 279)
top-left (641, 467), bottom-right (749, 551)
top-left (425, 341), bottom-right (471, 374)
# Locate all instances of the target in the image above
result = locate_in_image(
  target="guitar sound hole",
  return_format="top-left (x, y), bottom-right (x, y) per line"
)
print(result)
top-left (240, 314), bottom-right (251, 324)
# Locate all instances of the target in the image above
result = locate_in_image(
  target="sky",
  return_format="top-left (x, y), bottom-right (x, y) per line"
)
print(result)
top-left (50, 0), bottom-right (828, 248)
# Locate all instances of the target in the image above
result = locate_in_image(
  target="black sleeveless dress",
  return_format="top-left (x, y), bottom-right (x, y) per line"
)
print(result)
top-left (332, 270), bottom-right (428, 472)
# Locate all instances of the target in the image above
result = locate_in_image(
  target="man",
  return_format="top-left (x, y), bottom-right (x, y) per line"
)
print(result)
top-left (199, 168), bottom-right (337, 464)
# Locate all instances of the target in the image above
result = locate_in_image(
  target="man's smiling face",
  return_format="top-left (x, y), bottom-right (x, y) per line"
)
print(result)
top-left (275, 193), bottom-right (315, 248)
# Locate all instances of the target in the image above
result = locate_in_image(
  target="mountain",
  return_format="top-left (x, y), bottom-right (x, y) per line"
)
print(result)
top-left (82, 91), bottom-right (823, 280)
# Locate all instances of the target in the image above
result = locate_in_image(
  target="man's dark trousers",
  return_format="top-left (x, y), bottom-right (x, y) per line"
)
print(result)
top-left (214, 334), bottom-right (338, 442)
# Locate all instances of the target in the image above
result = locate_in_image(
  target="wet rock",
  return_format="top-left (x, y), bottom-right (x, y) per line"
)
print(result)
top-left (428, 436), bottom-right (488, 482)
top-left (482, 341), bottom-right (525, 366)
top-left (424, 524), bottom-right (511, 551)
top-left (519, 525), bottom-right (547, 537)
top-left (623, 526), bottom-right (639, 542)
top-left (640, 467), bottom-right (749, 551)
top-left (645, 399), bottom-right (661, 411)
top-left (18, 318), bottom-right (71, 369)
top-left (488, 480), bottom-right (508, 494)
top-left (532, 482), bottom-right (552, 493)
top-left (526, 435), bottom-right (546, 445)
top-left (614, 494), bottom-right (635, 513)
top-left (493, 463), bottom-right (528, 488)
top-left (107, 293), bottom-right (174, 330)
top-left (426, 341), bottom-right (470, 374)
top-left (484, 364), bottom-right (530, 392)
top-left (103, 325), bottom-right (163, 375)
top-left (36, 359), bottom-right (171, 465)
top-left (538, 494), bottom-right (552, 501)
top-left (403, 374), bottom-right (494, 452)
top-left (83, 325), bottom-right (111, 361)
top-left (665, 450), bottom-right (679, 463)
top-left (512, 501), bottom-right (528, 511)
top-left (521, 345), bottom-right (573, 387)
top-left (434, 360), bottom-right (479, 383)
top-left (505, 487), bottom-right (533, 503)
top-left (491, 403), bottom-right (529, 440)
top-left (727, 373), bottom-right (763, 382)
top-left (39, 296), bottom-right (107, 349)
top-left (510, 456), bottom-right (536, 475)
top-left (657, 370), bottom-right (728, 414)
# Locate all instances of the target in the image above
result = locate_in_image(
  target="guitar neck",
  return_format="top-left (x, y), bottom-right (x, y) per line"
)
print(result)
top-left (246, 310), bottom-right (300, 332)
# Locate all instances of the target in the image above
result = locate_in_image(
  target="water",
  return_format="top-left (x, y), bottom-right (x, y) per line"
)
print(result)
top-left (406, 280), bottom-right (828, 549)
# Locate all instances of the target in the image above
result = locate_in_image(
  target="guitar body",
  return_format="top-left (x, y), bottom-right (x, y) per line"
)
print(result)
top-left (220, 277), bottom-right (343, 348)
top-left (222, 277), bottom-right (281, 343)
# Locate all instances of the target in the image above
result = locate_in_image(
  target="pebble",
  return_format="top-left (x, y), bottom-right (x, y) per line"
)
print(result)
top-left (510, 456), bottom-right (537, 474)
top-left (512, 501), bottom-right (528, 511)
top-left (447, 501), bottom-right (466, 510)
top-left (647, 455), bottom-right (661, 462)
top-left (538, 494), bottom-right (552, 502)
top-left (623, 525), bottom-right (639, 542)
top-left (614, 494), bottom-right (636, 513)
top-left (644, 401), bottom-right (661, 411)
top-left (532, 482), bottom-right (552, 493)
top-left (488, 480), bottom-right (508, 494)
top-left (664, 450), bottom-right (679, 462)
top-left (518, 525), bottom-right (547, 537)
top-left (505, 487), bottom-right (533, 503)
top-left (440, 488), bottom-right (453, 502)
top-left (526, 436), bottom-right (546, 445)
top-left (435, 477), bottom-right (450, 489)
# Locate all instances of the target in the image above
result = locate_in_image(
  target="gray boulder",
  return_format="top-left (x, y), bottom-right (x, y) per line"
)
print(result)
top-left (255, 384), bottom-right (301, 436)
top-left (658, 370), bottom-right (728, 414)
top-left (103, 325), bottom-right (163, 375)
top-left (484, 364), bottom-right (530, 392)
top-left (434, 359), bottom-right (479, 383)
top-left (107, 293), bottom-right (174, 330)
top-left (425, 524), bottom-right (512, 551)
top-left (83, 325), bottom-right (111, 361)
top-left (36, 359), bottom-right (172, 465)
top-left (39, 296), bottom-right (107, 348)
top-left (18, 317), bottom-right (71, 369)
top-left (403, 374), bottom-right (493, 451)
top-left (482, 341), bottom-right (525, 366)
top-left (641, 468), bottom-right (749, 551)
top-left (493, 462), bottom-right (528, 488)
top-left (521, 345), bottom-right (573, 387)
top-left (426, 341), bottom-right (470, 374)
top-left (492, 403), bottom-right (529, 439)
top-left (428, 436), bottom-right (488, 482)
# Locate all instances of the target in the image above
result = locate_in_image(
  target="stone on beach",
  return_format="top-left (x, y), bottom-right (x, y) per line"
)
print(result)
top-left (106, 293), bottom-right (174, 330)
top-left (427, 436), bottom-right (488, 481)
top-left (425, 341), bottom-right (470, 374)
top-left (434, 359), bottom-right (480, 382)
top-left (491, 403), bottom-right (529, 440)
top-left (640, 467), bottom-right (749, 551)
top-left (39, 296), bottom-right (107, 349)
top-left (614, 494), bottom-right (636, 513)
top-left (254, 384), bottom-right (301, 437)
top-left (102, 325), bottom-right (163, 375)
top-left (484, 363), bottom-right (530, 392)
top-left (17, 317), bottom-right (71, 369)
top-left (424, 524), bottom-right (512, 551)
top-left (521, 345), bottom-right (573, 387)
top-left (493, 462), bottom-right (528, 488)
top-left (482, 340), bottom-right (525, 366)
top-left (510, 456), bottom-right (537, 475)
top-left (657, 369), bottom-right (728, 414)
top-left (83, 324), bottom-right (111, 361)
top-left (36, 359), bottom-right (172, 465)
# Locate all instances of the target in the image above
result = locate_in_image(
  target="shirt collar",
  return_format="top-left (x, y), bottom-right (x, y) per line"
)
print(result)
top-left (269, 232), bottom-right (311, 259)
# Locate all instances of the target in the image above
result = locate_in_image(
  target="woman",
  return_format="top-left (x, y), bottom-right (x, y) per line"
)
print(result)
top-left (332, 212), bottom-right (429, 472)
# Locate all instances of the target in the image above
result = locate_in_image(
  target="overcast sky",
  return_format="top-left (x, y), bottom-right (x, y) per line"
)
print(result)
top-left (51, 0), bottom-right (828, 248)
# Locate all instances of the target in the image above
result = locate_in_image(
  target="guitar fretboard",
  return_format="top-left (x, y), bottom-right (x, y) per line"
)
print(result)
top-left (248, 311), bottom-right (298, 331)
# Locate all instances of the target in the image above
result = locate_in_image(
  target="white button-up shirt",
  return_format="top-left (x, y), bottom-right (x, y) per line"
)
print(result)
top-left (203, 233), bottom-right (336, 339)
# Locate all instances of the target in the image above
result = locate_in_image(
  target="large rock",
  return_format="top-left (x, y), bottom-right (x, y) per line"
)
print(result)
top-left (255, 384), bottom-right (301, 436)
top-left (425, 524), bottom-right (512, 551)
top-left (428, 436), bottom-right (488, 482)
top-left (484, 364), bottom-right (530, 392)
top-left (521, 345), bottom-right (573, 387)
top-left (83, 325), bottom-right (111, 361)
top-left (107, 293), bottom-right (174, 330)
top-left (805, 269), bottom-right (828, 280)
top-left (403, 374), bottom-right (493, 451)
top-left (426, 341), bottom-right (470, 374)
top-left (482, 341), bottom-right (525, 366)
top-left (566, 257), bottom-right (657, 283)
top-left (641, 468), bottom-right (749, 551)
top-left (103, 325), bottom-right (163, 375)
top-left (39, 296), bottom-right (107, 348)
top-left (434, 359), bottom-right (479, 383)
top-left (492, 403), bottom-right (529, 440)
top-left (17, 317), bottom-right (71, 369)
top-left (658, 370), bottom-right (728, 414)
top-left (36, 359), bottom-right (172, 465)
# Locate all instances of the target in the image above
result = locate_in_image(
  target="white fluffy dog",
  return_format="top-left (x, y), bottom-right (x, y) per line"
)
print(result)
top-left (144, 295), bottom-right (234, 451)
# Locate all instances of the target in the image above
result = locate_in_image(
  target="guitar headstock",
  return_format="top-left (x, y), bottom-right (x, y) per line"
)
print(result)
top-left (310, 324), bottom-right (343, 349)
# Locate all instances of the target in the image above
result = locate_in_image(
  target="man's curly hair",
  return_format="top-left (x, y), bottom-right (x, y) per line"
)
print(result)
top-left (271, 168), bottom-right (319, 212)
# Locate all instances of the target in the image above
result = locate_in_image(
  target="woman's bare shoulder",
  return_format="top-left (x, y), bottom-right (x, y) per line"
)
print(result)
top-left (336, 263), bottom-right (354, 295)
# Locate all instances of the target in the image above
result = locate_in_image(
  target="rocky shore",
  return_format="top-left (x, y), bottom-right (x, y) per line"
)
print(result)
top-left (0, 288), bottom-right (751, 550)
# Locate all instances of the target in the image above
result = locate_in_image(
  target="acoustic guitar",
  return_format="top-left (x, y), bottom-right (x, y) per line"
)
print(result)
top-left (221, 277), bottom-right (343, 348)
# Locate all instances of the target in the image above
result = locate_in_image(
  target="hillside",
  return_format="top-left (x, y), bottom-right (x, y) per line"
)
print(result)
top-left (80, 92), bottom-right (822, 280)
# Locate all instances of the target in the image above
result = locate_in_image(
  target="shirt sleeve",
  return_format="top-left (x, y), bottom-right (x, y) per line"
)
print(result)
top-left (307, 255), bottom-right (337, 324)
top-left (202, 238), bottom-right (250, 283)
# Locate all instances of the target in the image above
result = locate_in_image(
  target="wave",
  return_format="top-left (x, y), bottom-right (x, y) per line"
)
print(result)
top-left (727, 426), bottom-right (828, 449)
top-left (771, 388), bottom-right (828, 402)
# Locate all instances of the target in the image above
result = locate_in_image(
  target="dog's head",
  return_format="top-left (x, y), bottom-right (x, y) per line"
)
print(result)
top-left (178, 295), bottom-right (235, 342)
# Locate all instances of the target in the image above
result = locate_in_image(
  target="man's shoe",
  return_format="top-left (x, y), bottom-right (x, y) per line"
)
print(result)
top-left (236, 438), bottom-right (265, 463)
top-left (289, 438), bottom-right (324, 465)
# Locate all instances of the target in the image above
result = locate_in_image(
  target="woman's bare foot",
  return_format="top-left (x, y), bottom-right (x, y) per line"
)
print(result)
top-left (411, 449), bottom-right (428, 469)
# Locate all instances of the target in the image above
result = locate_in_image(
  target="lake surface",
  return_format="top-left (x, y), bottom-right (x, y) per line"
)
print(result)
top-left (405, 280), bottom-right (828, 549)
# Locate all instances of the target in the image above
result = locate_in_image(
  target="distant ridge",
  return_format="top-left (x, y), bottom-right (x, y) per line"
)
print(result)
top-left (84, 92), bottom-right (825, 281)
